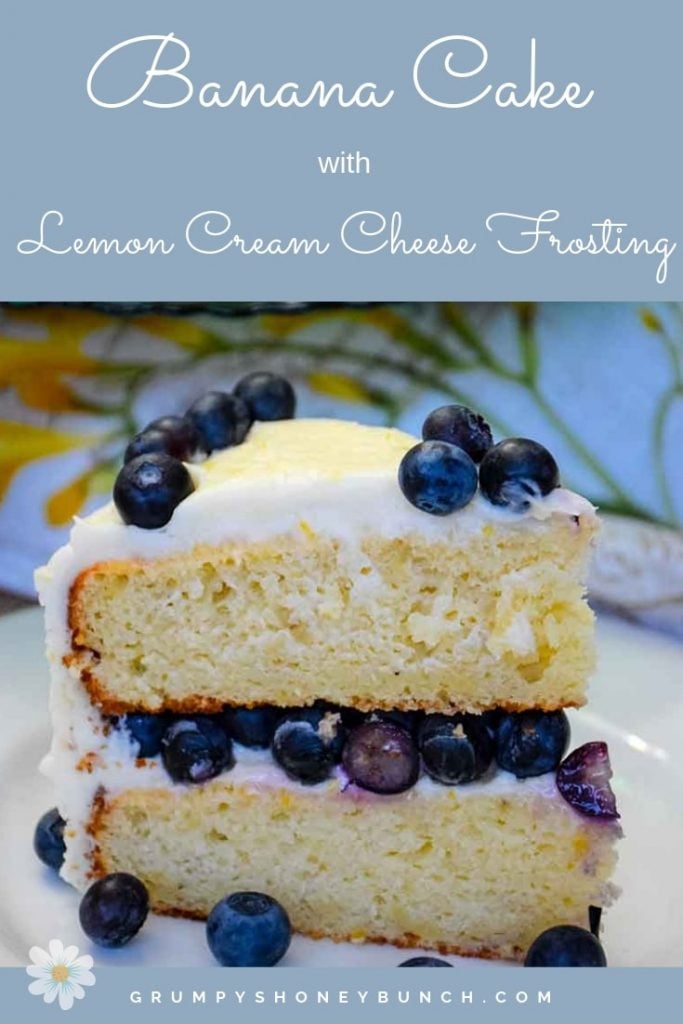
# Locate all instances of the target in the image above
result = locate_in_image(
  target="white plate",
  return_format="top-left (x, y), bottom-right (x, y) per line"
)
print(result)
top-left (1, 608), bottom-right (682, 968)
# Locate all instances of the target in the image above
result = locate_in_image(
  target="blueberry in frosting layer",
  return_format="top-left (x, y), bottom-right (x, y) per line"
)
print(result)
top-left (418, 713), bottom-right (493, 785)
top-left (272, 708), bottom-right (346, 785)
top-left (107, 704), bottom-right (619, 820)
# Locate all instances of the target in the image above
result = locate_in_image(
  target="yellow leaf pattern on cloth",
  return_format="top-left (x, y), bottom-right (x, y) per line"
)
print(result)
top-left (45, 471), bottom-right (92, 526)
top-left (12, 371), bottom-right (83, 413)
top-left (0, 308), bottom-right (109, 412)
top-left (0, 421), bottom-right (97, 502)
top-left (307, 372), bottom-right (372, 404)
top-left (639, 308), bottom-right (664, 334)
top-left (134, 316), bottom-right (212, 351)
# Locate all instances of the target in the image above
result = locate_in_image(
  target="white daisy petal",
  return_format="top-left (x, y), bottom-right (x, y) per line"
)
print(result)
top-left (43, 985), bottom-right (60, 1004)
top-left (28, 945), bottom-right (52, 968)
top-left (70, 982), bottom-right (85, 1001)
top-left (28, 978), bottom-right (51, 996)
top-left (72, 953), bottom-right (94, 972)
top-left (26, 965), bottom-right (51, 979)
top-left (61, 945), bottom-right (80, 966)
top-left (59, 987), bottom-right (75, 1011)
top-left (48, 938), bottom-right (64, 962)
top-left (73, 968), bottom-right (96, 987)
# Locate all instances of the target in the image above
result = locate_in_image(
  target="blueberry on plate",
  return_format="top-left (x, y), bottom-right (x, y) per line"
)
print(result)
top-left (113, 453), bottom-right (194, 530)
top-left (117, 713), bottom-right (167, 758)
top-left (422, 405), bottom-right (493, 463)
top-left (342, 720), bottom-right (419, 794)
top-left (556, 742), bottom-right (619, 819)
top-left (495, 710), bottom-right (570, 778)
top-left (418, 714), bottom-right (493, 785)
top-left (186, 391), bottom-right (252, 454)
top-left (206, 891), bottom-right (291, 967)
top-left (479, 438), bottom-right (559, 512)
top-left (79, 872), bottom-right (149, 948)
top-left (272, 708), bottom-right (345, 784)
top-left (161, 716), bottom-right (234, 784)
top-left (398, 440), bottom-right (478, 516)
top-left (33, 808), bottom-right (66, 870)
top-left (399, 956), bottom-right (453, 967)
top-left (234, 371), bottom-right (296, 422)
top-left (222, 706), bottom-right (279, 749)
top-left (524, 924), bottom-right (607, 967)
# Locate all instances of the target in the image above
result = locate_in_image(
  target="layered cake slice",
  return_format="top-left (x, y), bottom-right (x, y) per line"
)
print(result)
top-left (37, 375), bottom-right (620, 960)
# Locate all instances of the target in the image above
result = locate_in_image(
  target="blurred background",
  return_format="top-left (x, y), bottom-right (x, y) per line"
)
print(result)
top-left (0, 301), bottom-right (681, 634)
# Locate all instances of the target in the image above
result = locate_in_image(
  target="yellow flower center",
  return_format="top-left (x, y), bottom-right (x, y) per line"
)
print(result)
top-left (51, 964), bottom-right (69, 983)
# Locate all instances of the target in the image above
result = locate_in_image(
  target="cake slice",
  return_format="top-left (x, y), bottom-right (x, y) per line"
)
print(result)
top-left (36, 388), bottom-right (619, 962)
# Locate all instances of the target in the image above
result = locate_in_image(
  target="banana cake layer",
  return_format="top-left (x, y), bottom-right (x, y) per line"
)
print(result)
top-left (43, 716), bottom-right (620, 962)
top-left (37, 420), bottom-right (597, 715)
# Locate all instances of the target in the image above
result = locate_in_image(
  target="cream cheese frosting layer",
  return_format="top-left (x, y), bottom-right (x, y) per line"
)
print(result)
top-left (36, 418), bottom-right (595, 612)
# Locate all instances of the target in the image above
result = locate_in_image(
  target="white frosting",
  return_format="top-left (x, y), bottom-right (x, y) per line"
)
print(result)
top-left (34, 418), bottom-right (596, 888)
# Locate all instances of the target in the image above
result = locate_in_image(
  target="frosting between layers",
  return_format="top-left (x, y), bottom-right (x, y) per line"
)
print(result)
top-left (41, 688), bottom-right (566, 889)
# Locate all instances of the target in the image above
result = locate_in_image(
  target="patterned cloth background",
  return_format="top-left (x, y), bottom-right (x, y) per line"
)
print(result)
top-left (0, 302), bottom-right (681, 628)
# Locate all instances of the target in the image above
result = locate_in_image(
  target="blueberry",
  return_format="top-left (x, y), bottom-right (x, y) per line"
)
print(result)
top-left (117, 713), bottom-right (167, 758)
top-left (339, 706), bottom-right (367, 731)
top-left (398, 441), bottom-right (478, 516)
top-left (79, 872), bottom-right (149, 948)
top-left (495, 710), bottom-right (570, 778)
top-left (222, 706), bottom-right (279, 749)
top-left (33, 808), bottom-right (66, 870)
top-left (524, 925), bottom-right (607, 967)
top-left (418, 714), bottom-right (493, 785)
top-left (342, 720), bottom-right (419, 794)
top-left (206, 891), bottom-right (291, 966)
top-left (370, 710), bottom-right (422, 736)
top-left (556, 742), bottom-right (619, 819)
top-left (272, 709), bottom-right (345, 784)
top-left (186, 391), bottom-right (252, 454)
top-left (124, 417), bottom-right (199, 466)
top-left (399, 956), bottom-right (453, 967)
top-left (161, 716), bottom-right (234, 784)
top-left (422, 405), bottom-right (493, 463)
top-left (113, 453), bottom-right (194, 530)
top-left (479, 438), bottom-right (559, 512)
top-left (481, 708), bottom-right (505, 741)
top-left (234, 371), bottom-right (296, 421)
top-left (148, 415), bottom-right (200, 456)
top-left (340, 708), bottom-right (422, 736)
top-left (124, 415), bottom-right (199, 465)
top-left (124, 427), bottom-right (177, 465)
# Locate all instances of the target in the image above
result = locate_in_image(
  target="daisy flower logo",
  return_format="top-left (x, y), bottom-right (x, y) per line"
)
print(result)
top-left (26, 940), bottom-right (96, 1011)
